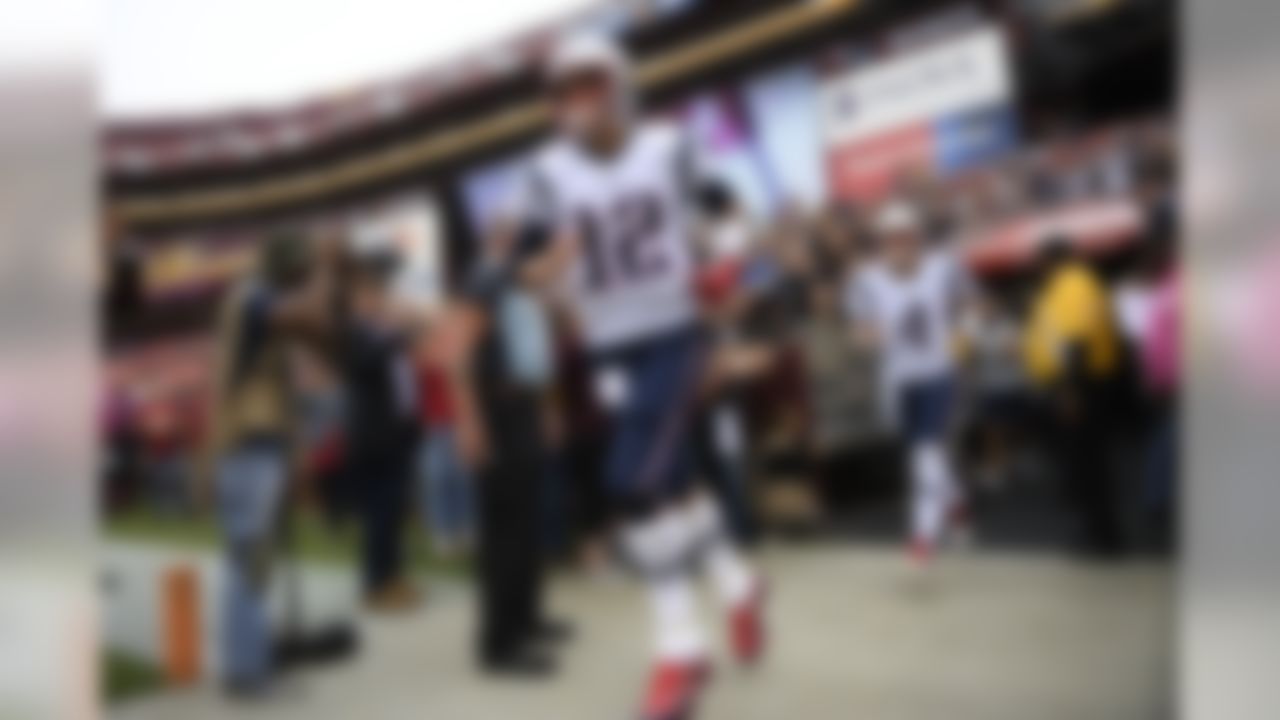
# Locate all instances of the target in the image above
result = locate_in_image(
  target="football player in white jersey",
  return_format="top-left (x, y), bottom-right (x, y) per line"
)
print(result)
top-left (512, 34), bottom-right (765, 720)
top-left (847, 200), bottom-right (976, 570)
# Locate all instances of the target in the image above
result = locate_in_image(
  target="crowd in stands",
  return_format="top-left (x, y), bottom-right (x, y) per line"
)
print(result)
top-left (102, 115), bottom-right (1179, 578)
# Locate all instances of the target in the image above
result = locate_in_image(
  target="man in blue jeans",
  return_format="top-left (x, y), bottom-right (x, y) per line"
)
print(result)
top-left (214, 439), bottom-right (286, 693)
top-left (416, 340), bottom-right (474, 559)
top-left (206, 232), bottom-right (330, 697)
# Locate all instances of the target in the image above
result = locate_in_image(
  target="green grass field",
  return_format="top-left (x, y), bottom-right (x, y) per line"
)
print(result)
top-left (104, 507), bottom-right (471, 578)
top-left (104, 651), bottom-right (165, 702)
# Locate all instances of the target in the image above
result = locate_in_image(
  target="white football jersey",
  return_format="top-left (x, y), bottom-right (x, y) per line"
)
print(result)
top-left (516, 122), bottom-right (701, 351)
top-left (848, 250), bottom-right (972, 387)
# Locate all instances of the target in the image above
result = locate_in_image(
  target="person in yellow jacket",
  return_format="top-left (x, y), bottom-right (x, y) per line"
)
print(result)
top-left (1023, 240), bottom-right (1120, 388)
top-left (1023, 236), bottom-right (1125, 556)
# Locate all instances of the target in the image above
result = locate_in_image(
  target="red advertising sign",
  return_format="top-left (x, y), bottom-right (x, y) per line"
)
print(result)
top-left (826, 122), bottom-right (933, 202)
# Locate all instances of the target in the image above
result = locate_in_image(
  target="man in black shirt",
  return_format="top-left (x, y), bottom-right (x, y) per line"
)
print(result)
top-left (340, 248), bottom-right (423, 610)
top-left (444, 224), bottom-right (567, 677)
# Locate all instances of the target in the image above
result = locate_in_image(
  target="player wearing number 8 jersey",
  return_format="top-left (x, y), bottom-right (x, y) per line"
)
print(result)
top-left (508, 33), bottom-right (765, 720)
top-left (847, 200), bottom-right (977, 570)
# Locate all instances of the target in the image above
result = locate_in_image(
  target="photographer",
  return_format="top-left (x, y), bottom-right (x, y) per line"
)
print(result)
top-left (204, 232), bottom-right (331, 698)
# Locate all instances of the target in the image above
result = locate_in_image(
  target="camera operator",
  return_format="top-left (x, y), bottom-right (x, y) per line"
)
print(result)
top-left (204, 232), bottom-right (332, 698)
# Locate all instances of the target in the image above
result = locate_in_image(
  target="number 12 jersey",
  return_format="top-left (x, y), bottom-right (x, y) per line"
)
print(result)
top-left (516, 121), bottom-right (702, 352)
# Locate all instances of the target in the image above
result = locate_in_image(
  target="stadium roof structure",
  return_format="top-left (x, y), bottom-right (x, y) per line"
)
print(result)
top-left (103, 0), bottom-right (885, 228)
top-left (102, 0), bottom-right (1159, 231)
top-left (102, 0), bottom-right (622, 176)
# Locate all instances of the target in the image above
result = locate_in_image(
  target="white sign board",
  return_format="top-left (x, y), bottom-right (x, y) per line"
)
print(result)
top-left (821, 27), bottom-right (1014, 147)
top-left (350, 193), bottom-right (445, 312)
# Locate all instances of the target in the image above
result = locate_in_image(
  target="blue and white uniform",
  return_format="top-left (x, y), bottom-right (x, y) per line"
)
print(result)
top-left (848, 249), bottom-right (972, 441)
top-left (513, 120), bottom-right (709, 510)
top-left (848, 247), bottom-right (974, 550)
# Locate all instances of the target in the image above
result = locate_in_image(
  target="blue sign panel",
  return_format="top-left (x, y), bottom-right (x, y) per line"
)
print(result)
top-left (934, 103), bottom-right (1018, 175)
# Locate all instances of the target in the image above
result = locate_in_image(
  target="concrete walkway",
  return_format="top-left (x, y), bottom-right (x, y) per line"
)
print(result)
top-left (108, 544), bottom-right (1172, 720)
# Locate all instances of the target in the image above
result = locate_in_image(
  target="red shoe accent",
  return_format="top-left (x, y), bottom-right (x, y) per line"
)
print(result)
top-left (909, 538), bottom-right (933, 567)
top-left (639, 661), bottom-right (705, 720)
top-left (730, 579), bottom-right (767, 667)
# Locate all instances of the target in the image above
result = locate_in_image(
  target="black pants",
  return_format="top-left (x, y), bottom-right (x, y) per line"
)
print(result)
top-left (477, 390), bottom-right (546, 662)
top-left (567, 433), bottom-right (608, 544)
top-left (1054, 381), bottom-right (1124, 555)
top-left (693, 404), bottom-right (758, 545)
top-left (358, 454), bottom-right (411, 594)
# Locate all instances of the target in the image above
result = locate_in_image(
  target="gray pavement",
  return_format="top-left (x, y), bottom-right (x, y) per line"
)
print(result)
top-left (108, 544), bottom-right (1172, 720)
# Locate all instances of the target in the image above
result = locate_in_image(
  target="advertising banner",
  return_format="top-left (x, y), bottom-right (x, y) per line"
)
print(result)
top-left (142, 240), bottom-right (255, 301)
top-left (821, 27), bottom-right (1018, 202)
